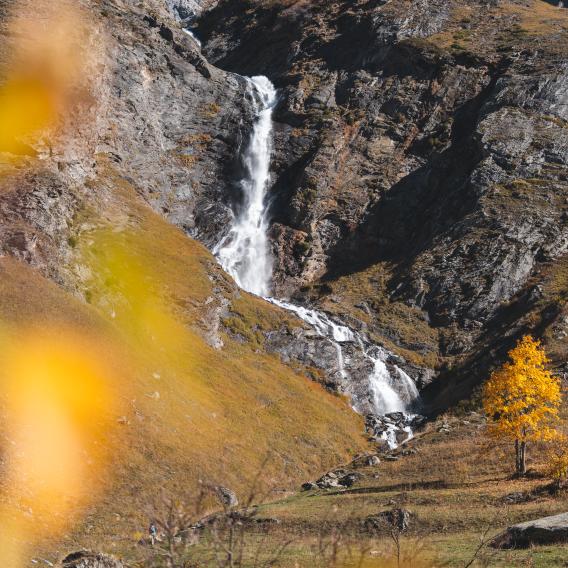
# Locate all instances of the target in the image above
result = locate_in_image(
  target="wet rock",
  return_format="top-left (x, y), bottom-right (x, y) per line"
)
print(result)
top-left (166, 0), bottom-right (219, 22)
top-left (366, 413), bottom-right (424, 448)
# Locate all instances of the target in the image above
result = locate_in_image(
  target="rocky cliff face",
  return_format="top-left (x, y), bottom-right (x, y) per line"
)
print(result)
top-left (196, 0), bottom-right (568, 408)
top-left (1, 0), bottom-right (567, 411)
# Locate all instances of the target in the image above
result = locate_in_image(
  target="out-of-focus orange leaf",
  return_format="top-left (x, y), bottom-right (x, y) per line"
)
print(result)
top-left (0, 327), bottom-right (118, 567)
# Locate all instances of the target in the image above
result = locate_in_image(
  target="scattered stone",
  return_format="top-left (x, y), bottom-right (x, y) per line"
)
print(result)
top-left (316, 473), bottom-right (340, 489)
top-left (214, 486), bottom-right (238, 508)
top-left (501, 491), bottom-right (533, 504)
top-left (381, 508), bottom-right (411, 532)
top-left (367, 455), bottom-right (381, 466)
top-left (365, 509), bottom-right (411, 533)
top-left (351, 454), bottom-right (380, 467)
top-left (61, 551), bottom-right (123, 568)
top-left (400, 448), bottom-right (418, 456)
top-left (301, 482), bottom-right (317, 491)
top-left (252, 517), bottom-right (280, 525)
top-left (491, 512), bottom-right (568, 548)
top-left (338, 472), bottom-right (363, 487)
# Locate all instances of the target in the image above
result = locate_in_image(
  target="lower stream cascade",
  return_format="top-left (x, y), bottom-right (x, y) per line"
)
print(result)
top-left (212, 74), bottom-right (421, 447)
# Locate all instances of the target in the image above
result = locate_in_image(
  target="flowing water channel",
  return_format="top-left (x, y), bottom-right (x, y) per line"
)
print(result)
top-left (209, 72), bottom-right (420, 443)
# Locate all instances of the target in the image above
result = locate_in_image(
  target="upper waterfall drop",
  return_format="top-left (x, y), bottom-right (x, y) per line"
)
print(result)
top-left (214, 76), bottom-right (278, 298)
top-left (212, 73), bottom-right (421, 426)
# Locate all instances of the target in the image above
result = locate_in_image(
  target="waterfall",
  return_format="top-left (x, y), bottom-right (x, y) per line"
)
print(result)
top-left (214, 76), bottom-right (277, 298)
top-left (271, 298), bottom-right (419, 416)
top-left (183, 28), bottom-right (202, 48)
top-left (213, 75), bottom-right (420, 427)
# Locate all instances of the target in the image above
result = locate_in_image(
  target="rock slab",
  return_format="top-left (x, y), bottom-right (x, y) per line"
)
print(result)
top-left (491, 512), bottom-right (568, 549)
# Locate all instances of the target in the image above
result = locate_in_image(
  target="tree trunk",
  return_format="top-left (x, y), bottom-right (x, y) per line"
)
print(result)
top-left (515, 439), bottom-right (520, 475)
top-left (520, 441), bottom-right (527, 475)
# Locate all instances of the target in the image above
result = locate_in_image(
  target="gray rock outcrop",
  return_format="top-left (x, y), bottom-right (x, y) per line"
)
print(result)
top-left (197, 0), bottom-right (568, 408)
top-left (491, 512), bottom-right (568, 548)
top-left (214, 485), bottom-right (238, 508)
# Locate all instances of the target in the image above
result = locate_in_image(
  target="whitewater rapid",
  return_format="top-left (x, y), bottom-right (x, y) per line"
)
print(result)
top-left (269, 298), bottom-right (419, 416)
top-left (213, 74), bottom-right (420, 424)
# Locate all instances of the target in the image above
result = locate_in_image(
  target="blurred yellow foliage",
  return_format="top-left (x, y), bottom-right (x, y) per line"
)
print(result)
top-left (0, 328), bottom-right (118, 566)
top-left (0, 0), bottom-right (88, 157)
top-left (0, 78), bottom-right (55, 153)
top-left (483, 335), bottom-right (562, 475)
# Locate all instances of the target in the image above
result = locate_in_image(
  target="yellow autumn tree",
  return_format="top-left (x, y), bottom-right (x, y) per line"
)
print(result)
top-left (482, 335), bottom-right (561, 476)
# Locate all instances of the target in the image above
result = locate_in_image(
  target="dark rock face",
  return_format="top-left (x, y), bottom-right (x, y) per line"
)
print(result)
top-left (166, 0), bottom-right (218, 22)
top-left (491, 512), bottom-right (568, 548)
top-left (91, 1), bottom-right (256, 250)
top-left (197, 0), bottom-right (568, 408)
top-left (2, 0), bottom-right (568, 411)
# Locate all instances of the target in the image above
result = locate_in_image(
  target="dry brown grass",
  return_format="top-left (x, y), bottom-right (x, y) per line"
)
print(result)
top-left (0, 168), bottom-right (370, 564)
top-left (427, 0), bottom-right (568, 54)
top-left (246, 412), bottom-right (568, 566)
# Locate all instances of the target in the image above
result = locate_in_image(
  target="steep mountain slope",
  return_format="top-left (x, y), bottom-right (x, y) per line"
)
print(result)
top-left (0, 0), bottom-right (370, 561)
top-left (1, 0), bottom-right (568, 562)
top-left (197, 0), bottom-right (568, 408)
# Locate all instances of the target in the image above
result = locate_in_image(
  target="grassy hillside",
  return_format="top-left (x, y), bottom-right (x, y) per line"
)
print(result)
top-left (187, 411), bottom-right (568, 568)
top-left (0, 170), bottom-right (370, 564)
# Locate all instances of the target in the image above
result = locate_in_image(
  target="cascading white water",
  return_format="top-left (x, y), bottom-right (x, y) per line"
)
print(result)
top-left (270, 299), bottom-right (354, 379)
top-left (214, 77), bottom-right (277, 298)
top-left (213, 75), bottom-right (420, 427)
top-left (183, 28), bottom-right (202, 48)
top-left (271, 298), bottom-right (418, 415)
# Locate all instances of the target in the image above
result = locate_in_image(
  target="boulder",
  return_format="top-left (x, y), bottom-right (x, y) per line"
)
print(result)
top-left (491, 512), bottom-right (568, 548)
top-left (365, 508), bottom-right (411, 533)
top-left (316, 469), bottom-right (350, 489)
top-left (338, 472), bottom-right (363, 487)
top-left (214, 486), bottom-right (238, 508)
top-left (367, 455), bottom-right (381, 466)
top-left (351, 453), bottom-right (380, 468)
top-left (61, 551), bottom-right (123, 568)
